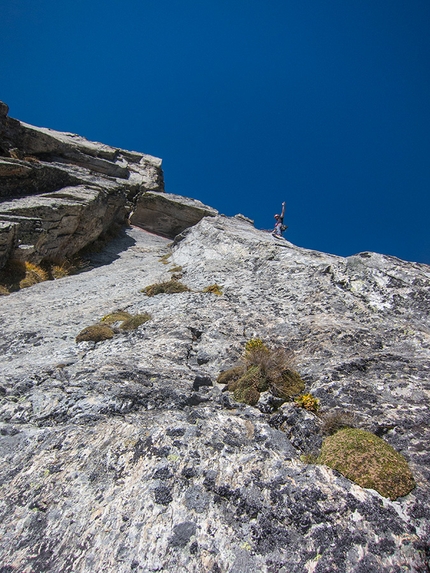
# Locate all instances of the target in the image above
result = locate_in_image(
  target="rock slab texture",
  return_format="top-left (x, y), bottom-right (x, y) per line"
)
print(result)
top-left (0, 215), bottom-right (429, 573)
top-left (0, 109), bottom-right (430, 573)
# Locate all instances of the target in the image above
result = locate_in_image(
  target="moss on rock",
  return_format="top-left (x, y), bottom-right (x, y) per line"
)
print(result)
top-left (76, 324), bottom-right (114, 343)
top-left (102, 311), bottom-right (132, 324)
top-left (120, 313), bottom-right (151, 330)
top-left (318, 428), bottom-right (416, 500)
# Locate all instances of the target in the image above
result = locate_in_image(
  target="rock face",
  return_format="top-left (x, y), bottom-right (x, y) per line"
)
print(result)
top-left (0, 103), bottom-right (215, 267)
top-left (130, 191), bottom-right (218, 239)
top-left (1, 210), bottom-right (429, 572)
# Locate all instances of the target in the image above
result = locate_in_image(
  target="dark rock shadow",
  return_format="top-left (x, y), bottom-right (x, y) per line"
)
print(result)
top-left (80, 227), bottom-right (137, 270)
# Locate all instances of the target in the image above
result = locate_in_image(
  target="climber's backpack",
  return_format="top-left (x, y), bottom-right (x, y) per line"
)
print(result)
top-left (281, 224), bottom-right (288, 232)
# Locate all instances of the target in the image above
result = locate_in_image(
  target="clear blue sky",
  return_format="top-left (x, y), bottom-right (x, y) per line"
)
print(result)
top-left (1, 0), bottom-right (429, 264)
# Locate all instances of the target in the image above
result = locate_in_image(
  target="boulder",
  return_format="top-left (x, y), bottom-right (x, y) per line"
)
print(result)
top-left (130, 190), bottom-right (218, 238)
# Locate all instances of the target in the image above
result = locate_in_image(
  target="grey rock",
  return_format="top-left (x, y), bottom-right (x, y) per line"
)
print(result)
top-left (169, 521), bottom-right (197, 547)
top-left (0, 118), bottom-right (429, 572)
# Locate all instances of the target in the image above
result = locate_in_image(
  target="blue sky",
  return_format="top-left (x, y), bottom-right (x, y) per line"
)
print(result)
top-left (1, 0), bottom-right (429, 264)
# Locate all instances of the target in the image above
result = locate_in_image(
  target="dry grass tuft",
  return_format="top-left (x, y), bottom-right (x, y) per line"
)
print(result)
top-left (202, 284), bottom-right (223, 296)
top-left (217, 339), bottom-right (304, 407)
top-left (48, 257), bottom-right (86, 279)
top-left (141, 280), bottom-right (190, 296)
top-left (19, 262), bottom-right (49, 289)
top-left (320, 410), bottom-right (358, 435)
top-left (0, 259), bottom-right (48, 291)
top-left (0, 285), bottom-right (10, 296)
top-left (169, 265), bottom-right (183, 274)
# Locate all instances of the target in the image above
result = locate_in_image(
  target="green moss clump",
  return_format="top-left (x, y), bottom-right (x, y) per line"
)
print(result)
top-left (318, 428), bottom-right (416, 500)
top-left (120, 313), bottom-right (151, 330)
top-left (141, 280), bottom-right (190, 296)
top-left (202, 284), bottom-right (223, 296)
top-left (102, 311), bottom-right (132, 324)
top-left (76, 324), bottom-right (114, 343)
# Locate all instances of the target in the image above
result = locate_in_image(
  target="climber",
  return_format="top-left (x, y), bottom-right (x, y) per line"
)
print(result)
top-left (272, 201), bottom-right (287, 237)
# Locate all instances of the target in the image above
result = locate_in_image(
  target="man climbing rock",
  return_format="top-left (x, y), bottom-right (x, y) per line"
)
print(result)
top-left (272, 201), bottom-right (287, 237)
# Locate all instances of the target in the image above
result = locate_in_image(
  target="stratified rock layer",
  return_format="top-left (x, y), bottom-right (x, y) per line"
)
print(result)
top-left (0, 103), bottom-right (215, 267)
top-left (1, 215), bottom-right (429, 573)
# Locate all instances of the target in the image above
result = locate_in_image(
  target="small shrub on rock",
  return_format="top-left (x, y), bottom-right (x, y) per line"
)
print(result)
top-left (76, 324), bottom-right (114, 343)
top-left (295, 393), bottom-right (320, 413)
top-left (142, 280), bottom-right (190, 296)
top-left (318, 428), bottom-right (416, 500)
top-left (235, 385), bottom-right (260, 406)
top-left (271, 369), bottom-right (306, 400)
top-left (120, 313), bottom-right (151, 330)
top-left (217, 339), bottom-right (304, 407)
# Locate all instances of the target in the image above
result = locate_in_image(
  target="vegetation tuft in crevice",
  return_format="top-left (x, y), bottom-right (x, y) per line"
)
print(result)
top-left (141, 280), bottom-right (190, 296)
top-left (76, 324), bottom-right (115, 343)
top-left (0, 260), bottom-right (49, 293)
top-left (77, 311), bottom-right (151, 342)
top-left (217, 338), bottom-right (305, 406)
top-left (295, 393), bottom-right (320, 413)
top-left (120, 313), bottom-right (152, 330)
top-left (202, 284), bottom-right (223, 296)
